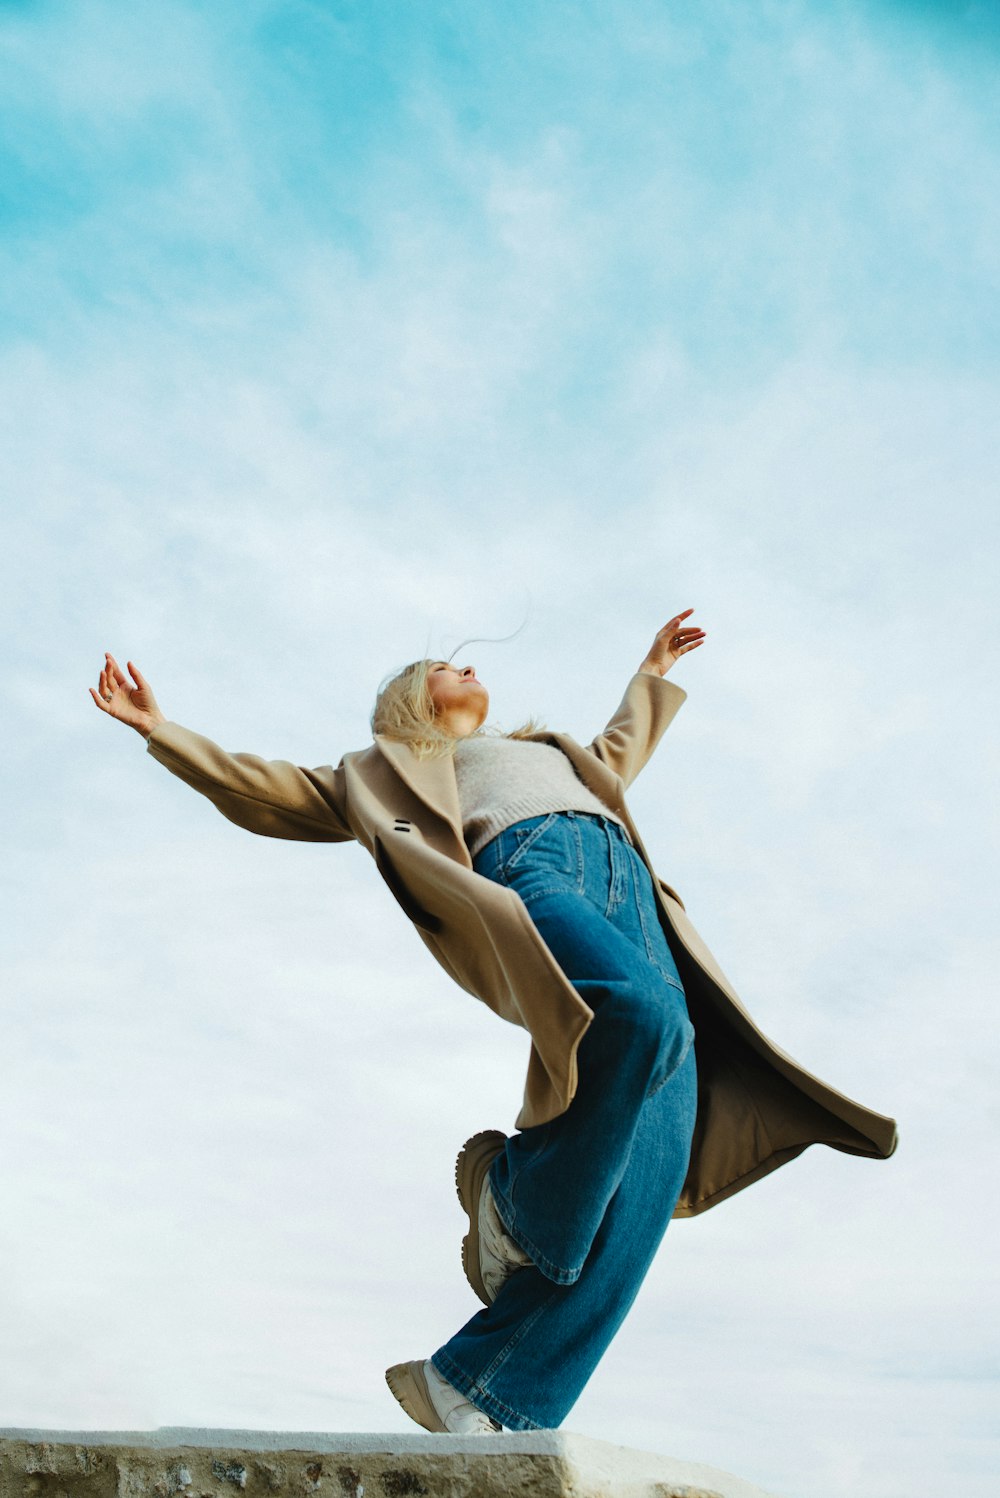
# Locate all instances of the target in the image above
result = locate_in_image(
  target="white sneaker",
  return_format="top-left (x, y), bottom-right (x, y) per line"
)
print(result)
top-left (385, 1358), bottom-right (502, 1434)
top-left (478, 1174), bottom-right (533, 1304)
top-left (456, 1130), bottom-right (533, 1306)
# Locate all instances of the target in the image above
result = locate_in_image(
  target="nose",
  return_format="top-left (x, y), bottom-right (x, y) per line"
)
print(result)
top-left (461, 665), bottom-right (476, 678)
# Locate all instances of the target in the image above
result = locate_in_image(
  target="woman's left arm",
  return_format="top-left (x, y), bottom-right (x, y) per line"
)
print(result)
top-left (587, 609), bottom-right (705, 787)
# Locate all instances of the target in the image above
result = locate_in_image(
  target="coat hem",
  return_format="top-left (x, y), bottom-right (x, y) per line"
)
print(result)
top-left (673, 1131), bottom-right (897, 1218)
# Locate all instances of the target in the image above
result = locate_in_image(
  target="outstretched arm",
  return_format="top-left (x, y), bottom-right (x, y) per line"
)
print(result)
top-left (586, 608), bottom-right (705, 787)
top-left (91, 653), bottom-right (355, 843)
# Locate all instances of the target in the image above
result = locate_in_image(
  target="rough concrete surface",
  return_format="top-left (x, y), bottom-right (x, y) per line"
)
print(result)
top-left (0, 1429), bottom-right (780, 1498)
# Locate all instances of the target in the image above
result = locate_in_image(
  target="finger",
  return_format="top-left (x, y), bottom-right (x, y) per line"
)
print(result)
top-left (107, 654), bottom-right (127, 686)
top-left (89, 686), bottom-right (109, 712)
top-left (127, 659), bottom-right (148, 689)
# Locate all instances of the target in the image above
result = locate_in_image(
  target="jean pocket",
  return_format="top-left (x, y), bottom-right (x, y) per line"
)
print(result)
top-left (500, 812), bottom-right (581, 886)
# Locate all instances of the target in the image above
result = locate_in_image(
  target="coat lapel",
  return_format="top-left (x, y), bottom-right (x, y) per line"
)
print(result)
top-left (374, 735), bottom-right (467, 847)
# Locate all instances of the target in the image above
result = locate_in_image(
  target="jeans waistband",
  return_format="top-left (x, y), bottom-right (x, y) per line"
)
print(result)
top-left (472, 809), bottom-right (636, 869)
top-left (559, 809), bottom-right (634, 845)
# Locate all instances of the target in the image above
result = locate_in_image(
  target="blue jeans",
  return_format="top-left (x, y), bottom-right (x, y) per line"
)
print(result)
top-left (432, 810), bottom-right (698, 1431)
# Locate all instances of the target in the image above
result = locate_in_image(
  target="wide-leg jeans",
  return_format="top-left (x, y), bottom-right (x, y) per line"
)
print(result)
top-left (432, 810), bottom-right (698, 1431)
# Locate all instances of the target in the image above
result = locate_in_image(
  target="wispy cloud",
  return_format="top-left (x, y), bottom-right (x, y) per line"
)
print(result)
top-left (1, 2), bottom-right (997, 1494)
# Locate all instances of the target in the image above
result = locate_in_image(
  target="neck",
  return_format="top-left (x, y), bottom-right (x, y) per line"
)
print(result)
top-left (435, 708), bottom-right (483, 740)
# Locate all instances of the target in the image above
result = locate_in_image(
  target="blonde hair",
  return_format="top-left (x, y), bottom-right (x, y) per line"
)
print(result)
top-left (371, 658), bottom-right (546, 762)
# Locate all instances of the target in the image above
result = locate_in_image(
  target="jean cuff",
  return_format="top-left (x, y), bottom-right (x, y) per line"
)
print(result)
top-left (487, 1162), bottom-right (585, 1285)
top-left (431, 1350), bottom-right (548, 1432)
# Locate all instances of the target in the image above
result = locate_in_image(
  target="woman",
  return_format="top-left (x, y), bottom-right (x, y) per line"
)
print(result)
top-left (90, 608), bottom-right (896, 1435)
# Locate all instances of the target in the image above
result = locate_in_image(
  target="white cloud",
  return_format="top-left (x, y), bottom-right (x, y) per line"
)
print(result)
top-left (1, 2), bottom-right (998, 1493)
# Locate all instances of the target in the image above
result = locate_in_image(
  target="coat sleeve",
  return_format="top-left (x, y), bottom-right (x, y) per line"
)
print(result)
top-left (145, 721), bottom-right (356, 843)
top-left (585, 671), bottom-right (687, 789)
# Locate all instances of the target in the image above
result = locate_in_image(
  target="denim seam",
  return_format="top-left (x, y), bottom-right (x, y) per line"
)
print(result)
top-left (500, 811), bottom-right (564, 878)
top-left (632, 856), bottom-right (685, 993)
top-left (602, 818), bottom-right (627, 919)
top-left (478, 1282), bottom-right (564, 1386)
top-left (432, 1282), bottom-right (564, 1431)
top-left (644, 1024), bottom-right (695, 1099)
top-left (431, 1349), bottom-right (545, 1432)
top-left (489, 1184), bottom-right (583, 1285)
top-left (496, 1128), bottom-right (551, 1226)
top-left (573, 815), bottom-right (585, 894)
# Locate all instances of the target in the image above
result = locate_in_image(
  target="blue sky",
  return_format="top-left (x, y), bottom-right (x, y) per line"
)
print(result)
top-left (3, 0), bottom-right (998, 372)
top-left (1, 4), bottom-right (997, 1497)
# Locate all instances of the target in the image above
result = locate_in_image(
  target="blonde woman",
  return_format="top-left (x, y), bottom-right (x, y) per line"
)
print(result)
top-left (90, 609), bottom-right (896, 1434)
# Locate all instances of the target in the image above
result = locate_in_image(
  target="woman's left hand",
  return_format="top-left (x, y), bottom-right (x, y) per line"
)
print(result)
top-left (639, 608), bottom-right (706, 677)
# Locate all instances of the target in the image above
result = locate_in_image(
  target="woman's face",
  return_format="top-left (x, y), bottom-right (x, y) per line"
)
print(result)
top-left (426, 661), bottom-right (489, 734)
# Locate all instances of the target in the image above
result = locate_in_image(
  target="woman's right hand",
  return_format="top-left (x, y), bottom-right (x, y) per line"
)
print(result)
top-left (90, 653), bottom-right (167, 739)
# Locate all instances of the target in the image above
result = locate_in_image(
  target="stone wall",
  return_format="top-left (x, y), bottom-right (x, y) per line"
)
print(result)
top-left (0, 1430), bottom-right (779, 1498)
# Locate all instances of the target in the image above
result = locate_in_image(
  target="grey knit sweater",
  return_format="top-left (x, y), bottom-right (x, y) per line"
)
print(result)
top-left (453, 733), bottom-right (630, 860)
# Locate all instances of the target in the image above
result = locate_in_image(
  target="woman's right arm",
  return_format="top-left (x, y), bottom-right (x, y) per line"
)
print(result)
top-left (91, 653), bottom-right (355, 844)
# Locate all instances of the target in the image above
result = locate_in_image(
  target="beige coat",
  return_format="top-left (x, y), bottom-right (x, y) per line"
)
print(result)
top-left (145, 670), bottom-right (897, 1217)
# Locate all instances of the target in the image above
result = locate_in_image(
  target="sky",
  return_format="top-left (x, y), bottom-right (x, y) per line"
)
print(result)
top-left (0, 1), bottom-right (998, 1495)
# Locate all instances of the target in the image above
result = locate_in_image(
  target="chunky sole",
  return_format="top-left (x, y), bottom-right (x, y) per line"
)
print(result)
top-left (385, 1359), bottom-right (447, 1433)
top-left (455, 1129), bottom-right (507, 1307)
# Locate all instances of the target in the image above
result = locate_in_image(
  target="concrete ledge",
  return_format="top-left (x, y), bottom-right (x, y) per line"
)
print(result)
top-left (0, 1429), bottom-right (778, 1498)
